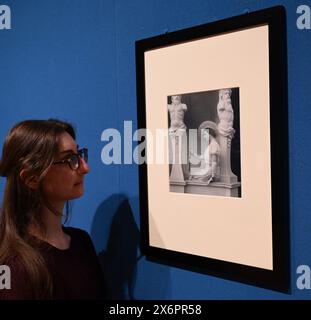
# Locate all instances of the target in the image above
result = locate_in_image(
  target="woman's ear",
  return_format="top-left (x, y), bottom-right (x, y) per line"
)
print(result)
top-left (19, 169), bottom-right (40, 189)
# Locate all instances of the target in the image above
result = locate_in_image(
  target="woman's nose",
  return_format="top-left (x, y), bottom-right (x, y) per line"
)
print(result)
top-left (79, 158), bottom-right (90, 174)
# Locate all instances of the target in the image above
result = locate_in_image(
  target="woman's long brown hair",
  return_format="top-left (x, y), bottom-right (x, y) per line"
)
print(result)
top-left (0, 119), bottom-right (75, 299)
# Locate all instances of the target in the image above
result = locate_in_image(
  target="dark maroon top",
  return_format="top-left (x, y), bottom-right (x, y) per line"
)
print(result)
top-left (0, 227), bottom-right (105, 300)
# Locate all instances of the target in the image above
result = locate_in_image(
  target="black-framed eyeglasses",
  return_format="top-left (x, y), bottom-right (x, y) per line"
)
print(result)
top-left (53, 148), bottom-right (88, 171)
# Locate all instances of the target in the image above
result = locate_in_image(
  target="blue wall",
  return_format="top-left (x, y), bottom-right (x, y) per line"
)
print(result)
top-left (0, 0), bottom-right (310, 299)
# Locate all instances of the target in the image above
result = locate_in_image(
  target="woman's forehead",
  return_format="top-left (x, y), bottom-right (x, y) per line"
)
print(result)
top-left (58, 132), bottom-right (77, 152)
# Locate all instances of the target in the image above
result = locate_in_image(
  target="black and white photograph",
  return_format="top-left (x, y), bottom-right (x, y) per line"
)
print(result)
top-left (168, 88), bottom-right (241, 197)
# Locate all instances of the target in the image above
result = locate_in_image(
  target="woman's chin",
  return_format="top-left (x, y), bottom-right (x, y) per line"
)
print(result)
top-left (71, 186), bottom-right (84, 198)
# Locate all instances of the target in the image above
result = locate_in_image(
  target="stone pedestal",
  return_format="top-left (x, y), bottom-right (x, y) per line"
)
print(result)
top-left (185, 180), bottom-right (240, 197)
top-left (170, 181), bottom-right (187, 193)
top-left (169, 130), bottom-right (189, 185)
top-left (218, 134), bottom-right (237, 183)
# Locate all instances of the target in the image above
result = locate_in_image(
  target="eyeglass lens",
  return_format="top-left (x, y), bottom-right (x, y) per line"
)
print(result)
top-left (64, 149), bottom-right (87, 170)
top-left (78, 148), bottom-right (88, 163)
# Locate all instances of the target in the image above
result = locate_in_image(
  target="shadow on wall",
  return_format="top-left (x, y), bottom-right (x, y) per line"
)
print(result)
top-left (91, 194), bottom-right (139, 299)
top-left (90, 194), bottom-right (171, 300)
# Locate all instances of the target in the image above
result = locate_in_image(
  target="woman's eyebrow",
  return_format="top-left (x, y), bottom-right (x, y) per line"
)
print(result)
top-left (59, 149), bottom-right (77, 155)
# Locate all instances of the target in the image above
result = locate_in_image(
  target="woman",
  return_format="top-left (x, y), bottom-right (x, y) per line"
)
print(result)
top-left (0, 119), bottom-right (105, 299)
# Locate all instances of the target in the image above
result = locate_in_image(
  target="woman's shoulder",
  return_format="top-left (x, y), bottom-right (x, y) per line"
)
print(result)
top-left (63, 226), bottom-right (89, 237)
top-left (2, 255), bottom-right (26, 273)
top-left (63, 226), bottom-right (99, 261)
top-left (63, 226), bottom-right (94, 248)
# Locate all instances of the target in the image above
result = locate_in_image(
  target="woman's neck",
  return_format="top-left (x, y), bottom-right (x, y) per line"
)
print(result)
top-left (29, 203), bottom-right (71, 250)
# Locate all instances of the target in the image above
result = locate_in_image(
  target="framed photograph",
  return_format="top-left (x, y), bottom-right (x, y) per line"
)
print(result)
top-left (136, 6), bottom-right (289, 292)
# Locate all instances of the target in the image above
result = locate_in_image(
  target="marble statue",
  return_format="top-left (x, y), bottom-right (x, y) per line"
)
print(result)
top-left (217, 89), bottom-right (235, 138)
top-left (168, 95), bottom-right (187, 134)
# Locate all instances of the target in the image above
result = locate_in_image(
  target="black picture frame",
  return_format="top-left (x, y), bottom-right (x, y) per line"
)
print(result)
top-left (136, 6), bottom-right (289, 292)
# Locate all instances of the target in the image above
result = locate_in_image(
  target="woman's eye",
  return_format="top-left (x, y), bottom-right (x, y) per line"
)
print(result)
top-left (68, 156), bottom-right (76, 162)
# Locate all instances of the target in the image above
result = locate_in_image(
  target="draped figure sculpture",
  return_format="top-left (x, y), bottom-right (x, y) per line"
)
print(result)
top-left (217, 89), bottom-right (235, 138)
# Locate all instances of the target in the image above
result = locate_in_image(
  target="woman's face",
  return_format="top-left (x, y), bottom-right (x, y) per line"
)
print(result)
top-left (41, 132), bottom-right (90, 204)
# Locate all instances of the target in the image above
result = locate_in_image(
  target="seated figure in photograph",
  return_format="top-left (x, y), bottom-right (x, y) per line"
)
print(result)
top-left (189, 128), bottom-right (220, 184)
